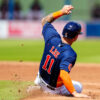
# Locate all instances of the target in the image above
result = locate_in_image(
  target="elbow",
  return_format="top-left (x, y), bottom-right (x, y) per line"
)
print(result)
top-left (41, 17), bottom-right (47, 26)
top-left (41, 18), bottom-right (44, 25)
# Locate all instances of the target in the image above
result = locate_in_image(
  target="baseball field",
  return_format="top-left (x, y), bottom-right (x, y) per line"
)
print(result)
top-left (0, 39), bottom-right (100, 100)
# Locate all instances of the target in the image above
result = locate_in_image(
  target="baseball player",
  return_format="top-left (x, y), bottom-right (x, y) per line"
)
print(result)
top-left (34, 5), bottom-right (89, 98)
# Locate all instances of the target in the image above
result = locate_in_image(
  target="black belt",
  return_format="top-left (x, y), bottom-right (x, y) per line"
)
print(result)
top-left (40, 76), bottom-right (55, 90)
top-left (47, 85), bottom-right (55, 90)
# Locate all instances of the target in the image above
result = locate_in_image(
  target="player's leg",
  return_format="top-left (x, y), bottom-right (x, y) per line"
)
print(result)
top-left (34, 72), bottom-right (40, 85)
top-left (72, 80), bottom-right (83, 93)
top-left (34, 72), bottom-right (59, 94)
top-left (27, 72), bottom-right (41, 93)
top-left (34, 73), bottom-right (83, 95)
top-left (58, 80), bottom-right (83, 95)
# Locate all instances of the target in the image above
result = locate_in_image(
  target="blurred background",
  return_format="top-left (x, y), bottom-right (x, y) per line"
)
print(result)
top-left (0, 0), bottom-right (100, 62)
top-left (0, 0), bottom-right (100, 39)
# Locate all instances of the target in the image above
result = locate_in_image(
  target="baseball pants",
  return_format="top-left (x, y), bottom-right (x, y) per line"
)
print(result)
top-left (34, 72), bottom-right (82, 95)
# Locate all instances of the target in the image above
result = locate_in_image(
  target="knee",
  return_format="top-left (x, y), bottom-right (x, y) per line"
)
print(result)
top-left (76, 82), bottom-right (83, 93)
top-left (72, 80), bottom-right (83, 93)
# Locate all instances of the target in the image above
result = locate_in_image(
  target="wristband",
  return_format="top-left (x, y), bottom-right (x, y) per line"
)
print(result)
top-left (53, 10), bottom-right (63, 19)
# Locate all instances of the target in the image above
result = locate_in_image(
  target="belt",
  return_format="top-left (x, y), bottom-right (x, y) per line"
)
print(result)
top-left (39, 75), bottom-right (55, 90)
top-left (47, 84), bottom-right (55, 90)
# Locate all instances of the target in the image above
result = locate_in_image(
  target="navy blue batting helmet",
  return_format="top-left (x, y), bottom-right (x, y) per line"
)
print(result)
top-left (62, 21), bottom-right (82, 39)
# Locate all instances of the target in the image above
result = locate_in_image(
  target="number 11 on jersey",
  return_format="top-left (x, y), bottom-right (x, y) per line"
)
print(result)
top-left (42, 55), bottom-right (54, 74)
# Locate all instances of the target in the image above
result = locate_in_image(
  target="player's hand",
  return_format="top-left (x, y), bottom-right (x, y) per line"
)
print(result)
top-left (72, 91), bottom-right (90, 98)
top-left (61, 5), bottom-right (74, 15)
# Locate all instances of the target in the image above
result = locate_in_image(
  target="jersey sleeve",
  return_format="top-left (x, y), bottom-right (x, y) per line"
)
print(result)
top-left (60, 70), bottom-right (75, 94)
top-left (60, 55), bottom-right (76, 73)
top-left (42, 22), bottom-right (61, 43)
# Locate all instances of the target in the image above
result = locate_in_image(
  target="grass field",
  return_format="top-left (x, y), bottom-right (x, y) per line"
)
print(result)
top-left (0, 39), bottom-right (100, 63)
top-left (0, 39), bottom-right (100, 100)
top-left (0, 80), bottom-right (33, 100)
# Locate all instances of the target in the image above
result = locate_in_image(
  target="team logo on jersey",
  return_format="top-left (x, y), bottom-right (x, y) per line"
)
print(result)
top-left (68, 64), bottom-right (72, 71)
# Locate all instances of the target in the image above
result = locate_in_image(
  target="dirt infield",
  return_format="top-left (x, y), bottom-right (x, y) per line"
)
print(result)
top-left (0, 61), bottom-right (100, 100)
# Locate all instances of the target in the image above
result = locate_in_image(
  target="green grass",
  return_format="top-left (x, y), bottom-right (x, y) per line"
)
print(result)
top-left (0, 39), bottom-right (44, 62)
top-left (72, 39), bottom-right (100, 63)
top-left (0, 80), bottom-right (33, 100)
top-left (0, 39), bottom-right (100, 63)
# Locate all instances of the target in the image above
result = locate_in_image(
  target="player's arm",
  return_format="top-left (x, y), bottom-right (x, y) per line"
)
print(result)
top-left (60, 70), bottom-right (90, 98)
top-left (41, 5), bottom-right (74, 26)
top-left (60, 70), bottom-right (75, 94)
